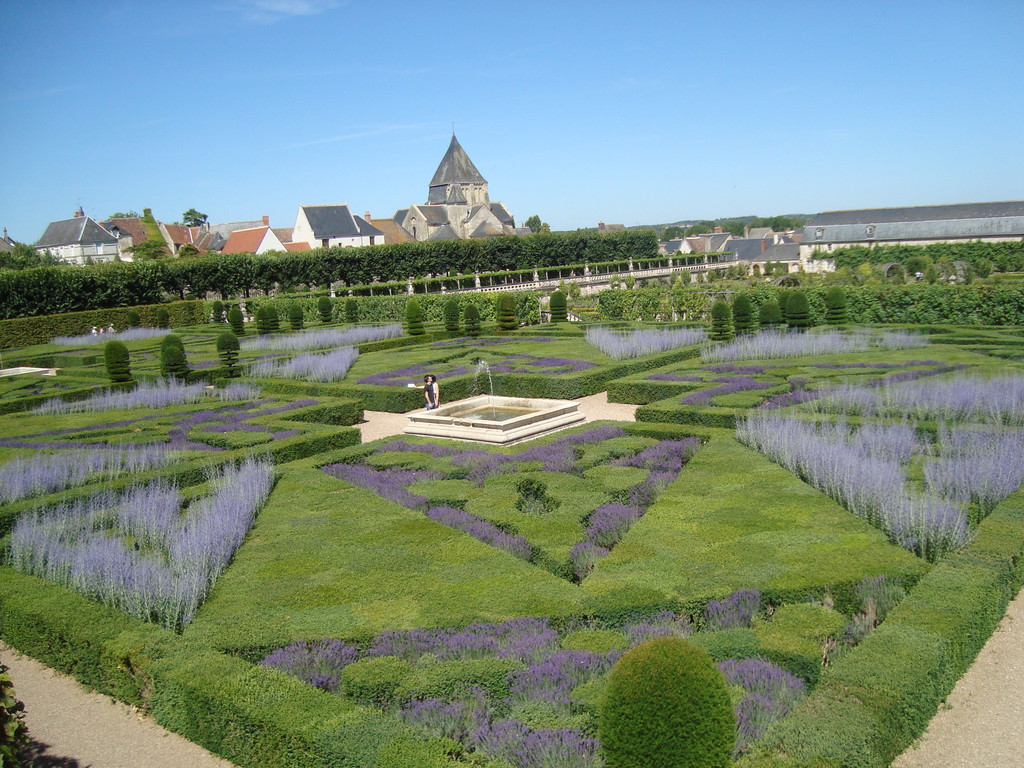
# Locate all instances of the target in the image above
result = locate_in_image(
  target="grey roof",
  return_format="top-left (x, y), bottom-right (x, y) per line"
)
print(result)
top-left (301, 205), bottom-right (382, 239)
top-left (728, 238), bottom-right (774, 261)
top-left (471, 220), bottom-right (506, 238)
top-left (209, 220), bottom-right (264, 241)
top-left (804, 201), bottom-right (1024, 244)
top-left (416, 206), bottom-right (451, 225)
top-left (809, 201), bottom-right (1024, 226)
top-left (429, 134), bottom-right (486, 188)
top-left (762, 243), bottom-right (799, 261)
top-left (36, 216), bottom-right (117, 248)
top-left (661, 239), bottom-right (686, 255)
top-left (427, 223), bottom-right (460, 241)
top-left (394, 209), bottom-right (409, 227)
top-left (489, 202), bottom-right (514, 226)
top-left (445, 184), bottom-right (468, 204)
top-left (707, 233), bottom-right (732, 252)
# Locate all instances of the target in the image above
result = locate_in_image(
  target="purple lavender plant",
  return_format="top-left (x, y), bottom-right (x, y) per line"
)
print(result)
top-left (624, 610), bottom-right (692, 646)
top-left (704, 589), bottom-right (762, 630)
top-left (248, 347), bottom-right (359, 382)
top-left (261, 639), bottom-right (359, 692)
top-left (718, 658), bottom-right (807, 754)
top-left (585, 326), bottom-right (707, 360)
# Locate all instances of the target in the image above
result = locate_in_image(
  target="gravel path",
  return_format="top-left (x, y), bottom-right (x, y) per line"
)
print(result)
top-left (6, 398), bottom-right (1020, 767)
top-left (1, 641), bottom-right (237, 768)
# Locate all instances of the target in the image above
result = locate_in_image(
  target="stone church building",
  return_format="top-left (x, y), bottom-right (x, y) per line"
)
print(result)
top-left (394, 135), bottom-right (525, 242)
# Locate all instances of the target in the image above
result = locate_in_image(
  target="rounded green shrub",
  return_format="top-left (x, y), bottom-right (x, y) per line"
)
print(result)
top-left (318, 296), bottom-right (334, 324)
top-left (228, 306), bottom-right (246, 336)
top-left (125, 309), bottom-right (141, 328)
top-left (160, 334), bottom-right (189, 379)
top-left (210, 300), bottom-right (225, 324)
top-left (103, 340), bottom-right (132, 384)
top-left (825, 286), bottom-right (847, 326)
top-left (758, 300), bottom-right (783, 328)
top-left (288, 303), bottom-right (304, 331)
top-left (443, 298), bottom-right (460, 333)
top-left (496, 293), bottom-right (517, 331)
top-left (340, 656), bottom-right (414, 706)
top-left (550, 290), bottom-right (568, 323)
top-left (216, 331), bottom-right (240, 378)
top-left (0, 663), bottom-right (29, 765)
top-left (600, 637), bottom-right (735, 768)
top-left (463, 304), bottom-right (481, 337)
top-left (374, 736), bottom-right (451, 768)
top-left (155, 307), bottom-right (170, 328)
top-left (785, 291), bottom-right (811, 329)
top-left (732, 293), bottom-right (756, 335)
top-left (561, 628), bottom-right (629, 653)
top-left (266, 305), bottom-right (281, 332)
top-left (406, 298), bottom-right (425, 336)
top-left (709, 300), bottom-right (734, 342)
top-left (344, 297), bottom-right (359, 324)
top-left (255, 307), bottom-right (273, 335)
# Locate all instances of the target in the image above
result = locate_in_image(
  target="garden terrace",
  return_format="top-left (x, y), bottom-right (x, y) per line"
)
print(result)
top-left (1, 317), bottom-right (1024, 768)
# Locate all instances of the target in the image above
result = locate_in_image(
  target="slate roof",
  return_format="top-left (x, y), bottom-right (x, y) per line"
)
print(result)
top-left (429, 134), bottom-right (486, 188)
top-left (809, 201), bottom-right (1024, 226)
top-left (728, 238), bottom-right (773, 261)
top-left (301, 205), bottom-right (383, 239)
top-left (489, 202), bottom-right (514, 226)
top-left (805, 201), bottom-right (1024, 244)
top-left (393, 209), bottom-right (409, 227)
top-left (415, 206), bottom-right (451, 225)
top-left (36, 216), bottom-right (118, 248)
top-left (427, 224), bottom-right (459, 241)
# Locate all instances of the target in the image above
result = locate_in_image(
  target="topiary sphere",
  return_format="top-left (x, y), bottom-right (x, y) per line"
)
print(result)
top-left (210, 300), bottom-right (225, 324)
top-left (600, 637), bottom-right (735, 768)
top-left (758, 300), bottom-right (783, 327)
top-left (265, 305), bottom-right (281, 332)
top-left (125, 310), bottom-right (141, 328)
top-left (550, 290), bottom-right (568, 323)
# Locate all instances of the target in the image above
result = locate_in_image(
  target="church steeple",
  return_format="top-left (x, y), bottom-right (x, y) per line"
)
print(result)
top-left (427, 134), bottom-right (489, 205)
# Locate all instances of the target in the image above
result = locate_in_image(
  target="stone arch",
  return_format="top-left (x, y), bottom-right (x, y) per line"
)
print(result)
top-left (773, 274), bottom-right (800, 287)
top-left (880, 262), bottom-right (905, 279)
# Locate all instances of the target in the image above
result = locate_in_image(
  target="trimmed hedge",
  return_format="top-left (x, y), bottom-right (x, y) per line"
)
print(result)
top-left (742, 488), bottom-right (1024, 768)
top-left (0, 301), bottom-right (205, 348)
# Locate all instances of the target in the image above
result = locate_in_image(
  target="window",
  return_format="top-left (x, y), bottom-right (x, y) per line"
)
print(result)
top-left (815, 227), bottom-right (825, 240)
top-left (865, 224), bottom-right (876, 238)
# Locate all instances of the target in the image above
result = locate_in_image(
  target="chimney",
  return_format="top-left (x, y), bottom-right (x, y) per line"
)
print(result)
top-left (713, 226), bottom-right (722, 234)
top-left (761, 239), bottom-right (767, 253)
top-left (597, 222), bottom-right (606, 232)
top-left (262, 215), bottom-right (270, 226)
top-left (74, 206), bottom-right (85, 218)
top-left (364, 211), bottom-right (371, 221)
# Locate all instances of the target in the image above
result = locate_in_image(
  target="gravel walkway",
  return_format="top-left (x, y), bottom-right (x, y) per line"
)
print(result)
top-left (5, 397), bottom-right (1021, 767)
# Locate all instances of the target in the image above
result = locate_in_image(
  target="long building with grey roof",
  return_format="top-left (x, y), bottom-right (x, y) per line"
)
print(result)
top-left (800, 201), bottom-right (1024, 258)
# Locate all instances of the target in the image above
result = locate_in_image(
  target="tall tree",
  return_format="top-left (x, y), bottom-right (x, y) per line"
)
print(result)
top-left (525, 215), bottom-right (550, 234)
top-left (182, 208), bottom-right (208, 227)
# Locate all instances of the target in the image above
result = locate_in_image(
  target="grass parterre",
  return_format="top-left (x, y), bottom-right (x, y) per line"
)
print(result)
top-left (1, 318), bottom-right (1023, 767)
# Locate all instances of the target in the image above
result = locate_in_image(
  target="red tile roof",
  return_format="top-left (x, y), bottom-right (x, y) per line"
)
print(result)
top-left (222, 227), bottom-right (269, 254)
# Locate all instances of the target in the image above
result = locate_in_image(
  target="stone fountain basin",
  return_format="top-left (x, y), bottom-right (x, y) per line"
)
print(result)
top-left (404, 395), bottom-right (585, 444)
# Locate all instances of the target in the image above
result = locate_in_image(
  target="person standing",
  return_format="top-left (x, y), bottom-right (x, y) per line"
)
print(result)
top-left (415, 374), bottom-right (439, 409)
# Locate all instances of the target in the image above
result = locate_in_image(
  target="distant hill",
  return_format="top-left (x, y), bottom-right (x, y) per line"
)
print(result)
top-left (629, 214), bottom-right (815, 232)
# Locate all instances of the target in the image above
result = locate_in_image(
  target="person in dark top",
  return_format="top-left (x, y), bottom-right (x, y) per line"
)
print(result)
top-left (416, 374), bottom-right (439, 409)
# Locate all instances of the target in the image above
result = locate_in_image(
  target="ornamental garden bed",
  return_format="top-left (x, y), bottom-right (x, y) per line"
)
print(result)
top-left (1, 321), bottom-right (1022, 767)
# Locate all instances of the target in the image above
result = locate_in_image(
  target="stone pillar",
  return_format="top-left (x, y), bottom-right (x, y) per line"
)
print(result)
top-left (407, 277), bottom-right (414, 295)
top-left (474, 272), bottom-right (481, 288)
top-left (533, 269), bottom-right (540, 282)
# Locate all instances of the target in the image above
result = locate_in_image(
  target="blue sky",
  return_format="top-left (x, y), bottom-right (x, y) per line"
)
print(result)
top-left (1, 0), bottom-right (1021, 241)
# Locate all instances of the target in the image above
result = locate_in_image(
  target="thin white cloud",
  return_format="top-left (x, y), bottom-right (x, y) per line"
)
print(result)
top-left (228, 0), bottom-right (344, 24)
top-left (284, 123), bottom-right (436, 149)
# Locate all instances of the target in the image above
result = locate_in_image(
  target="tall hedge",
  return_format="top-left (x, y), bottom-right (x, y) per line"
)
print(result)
top-left (600, 637), bottom-right (734, 768)
top-left (0, 230), bottom-right (656, 320)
